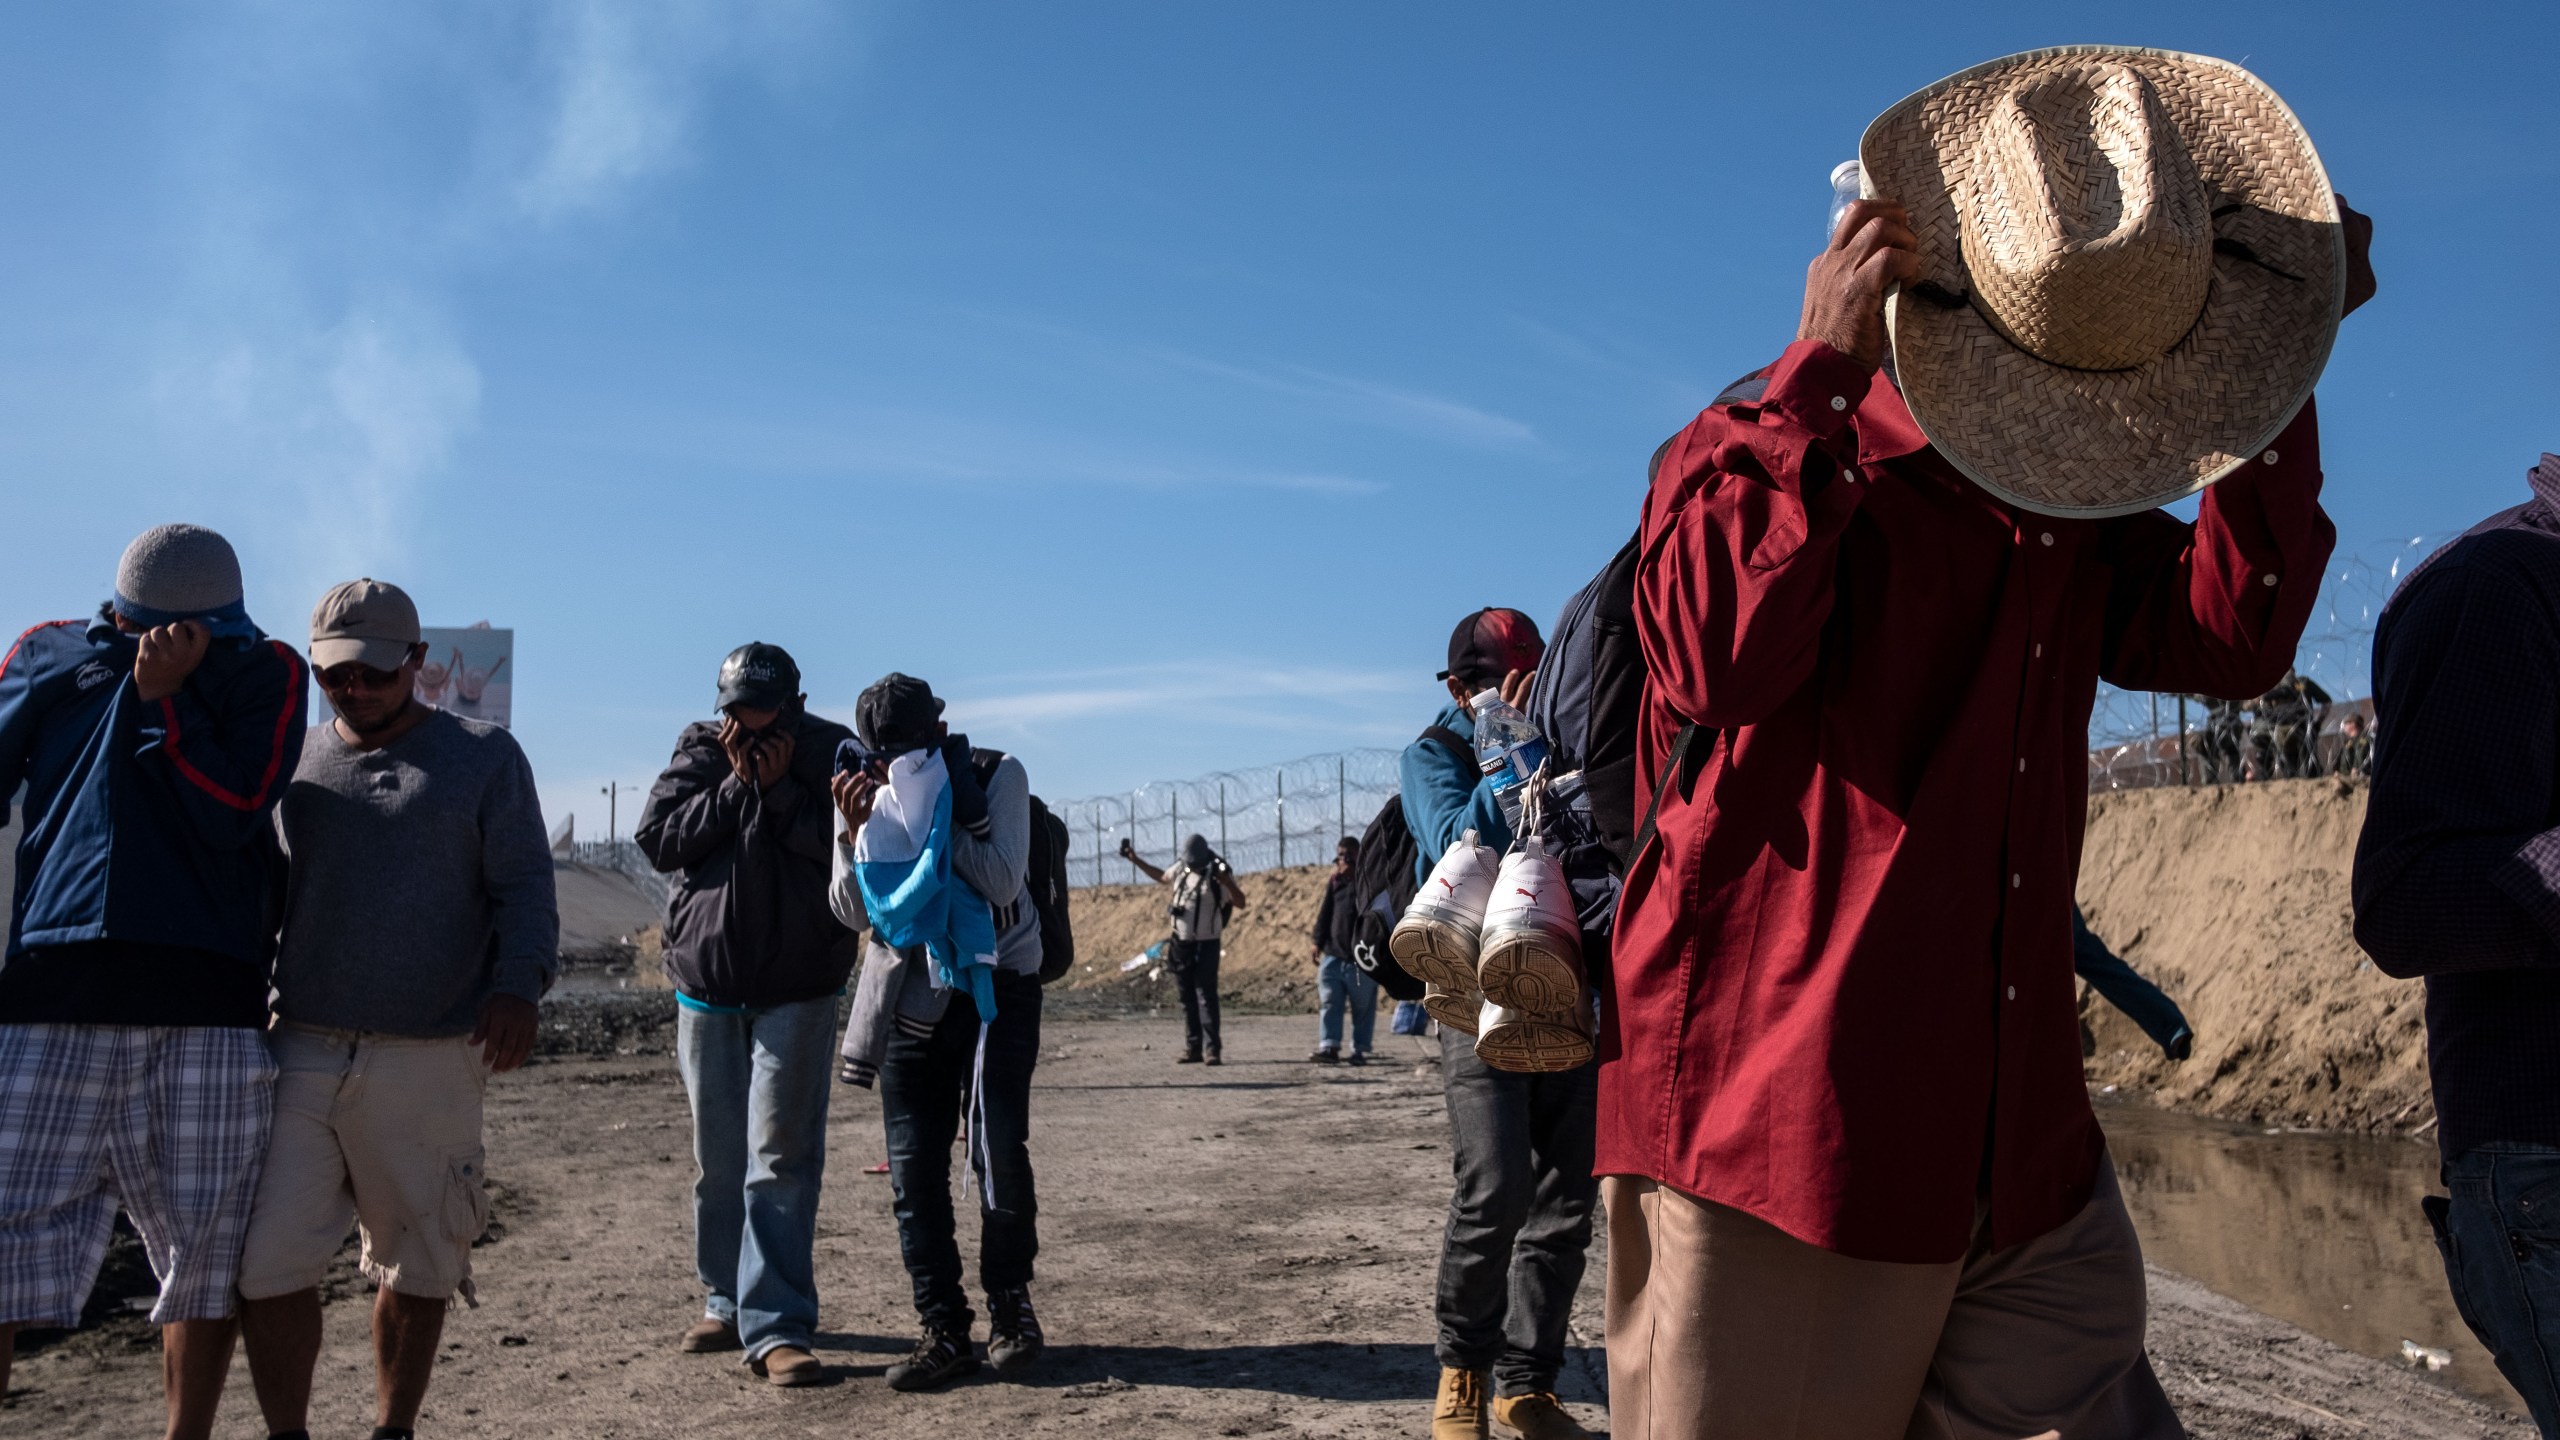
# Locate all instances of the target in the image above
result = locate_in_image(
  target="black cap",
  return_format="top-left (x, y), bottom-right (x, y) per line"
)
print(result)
top-left (856, 672), bottom-right (946, 754)
top-left (717, 642), bottom-right (801, 711)
top-left (1438, 607), bottom-right (1545, 687)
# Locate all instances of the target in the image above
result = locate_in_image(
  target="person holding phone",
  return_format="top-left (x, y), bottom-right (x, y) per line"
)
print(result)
top-left (1121, 834), bottom-right (1247, 1064)
top-left (633, 642), bottom-right (856, 1386)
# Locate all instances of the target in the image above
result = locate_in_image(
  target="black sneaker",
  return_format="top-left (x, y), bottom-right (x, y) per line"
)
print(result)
top-left (886, 1325), bottom-right (980, 1392)
top-left (986, 1286), bottom-right (1045, 1375)
top-left (1309, 1048), bottom-right (1340, 1064)
top-left (1177, 1050), bottom-right (1203, 1065)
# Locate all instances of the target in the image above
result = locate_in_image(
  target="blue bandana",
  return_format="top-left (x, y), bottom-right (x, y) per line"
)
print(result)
top-left (110, 594), bottom-right (261, 647)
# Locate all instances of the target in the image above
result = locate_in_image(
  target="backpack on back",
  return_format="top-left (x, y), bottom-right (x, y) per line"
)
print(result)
top-left (1343, 724), bottom-right (1471, 1003)
top-left (970, 749), bottom-right (1077, 985)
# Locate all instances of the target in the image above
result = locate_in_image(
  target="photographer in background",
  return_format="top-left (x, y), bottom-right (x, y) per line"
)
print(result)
top-left (634, 642), bottom-right (857, 1387)
top-left (1122, 834), bottom-right (1247, 1065)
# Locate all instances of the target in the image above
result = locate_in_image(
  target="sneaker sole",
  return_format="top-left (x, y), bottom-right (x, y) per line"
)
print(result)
top-left (989, 1341), bottom-right (1043, 1376)
top-left (1421, 988), bottom-right (1481, 1035)
top-left (1474, 926), bottom-right (1582, 1014)
top-left (1391, 912), bottom-right (1486, 993)
top-left (1475, 1015), bottom-right (1595, 1073)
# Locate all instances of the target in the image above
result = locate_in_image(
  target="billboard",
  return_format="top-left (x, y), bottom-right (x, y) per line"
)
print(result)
top-left (416, 625), bottom-right (513, 729)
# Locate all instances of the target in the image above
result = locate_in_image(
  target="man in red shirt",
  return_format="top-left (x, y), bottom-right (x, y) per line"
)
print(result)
top-left (1599, 50), bottom-right (2374, 1439)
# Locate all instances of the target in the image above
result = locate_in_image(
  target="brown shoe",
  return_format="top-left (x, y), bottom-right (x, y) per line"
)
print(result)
top-left (756, 1345), bottom-right (824, 1387)
top-left (1491, 1391), bottom-right (1593, 1440)
top-left (680, 1317), bottom-right (740, 1353)
top-left (1433, 1367), bottom-right (1489, 1440)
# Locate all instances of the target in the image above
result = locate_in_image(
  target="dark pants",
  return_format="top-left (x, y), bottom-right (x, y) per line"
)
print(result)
top-left (1171, 938), bottom-right (1222, 1056)
top-left (2427, 1143), bottom-right (2560, 1435)
top-left (1436, 1028), bottom-right (1599, 1395)
top-left (2070, 906), bottom-right (2192, 1057)
top-left (880, 969), bottom-right (1042, 1336)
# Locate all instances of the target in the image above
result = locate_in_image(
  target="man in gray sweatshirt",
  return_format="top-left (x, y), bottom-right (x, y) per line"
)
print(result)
top-left (235, 579), bottom-right (557, 1440)
top-left (829, 672), bottom-right (1049, 1392)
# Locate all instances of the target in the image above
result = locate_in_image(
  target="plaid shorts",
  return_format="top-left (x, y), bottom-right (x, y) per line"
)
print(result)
top-left (0, 1024), bottom-right (275, 1326)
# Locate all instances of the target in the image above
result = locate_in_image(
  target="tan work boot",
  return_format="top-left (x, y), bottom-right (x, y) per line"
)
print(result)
top-left (1433, 1366), bottom-right (1490, 1440)
top-left (755, 1344), bottom-right (824, 1387)
top-left (679, 1317), bottom-right (740, 1353)
top-left (1491, 1391), bottom-right (1594, 1440)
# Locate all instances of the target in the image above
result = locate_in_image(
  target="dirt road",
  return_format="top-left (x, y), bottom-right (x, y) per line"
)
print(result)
top-left (8, 1006), bottom-right (2529, 1438)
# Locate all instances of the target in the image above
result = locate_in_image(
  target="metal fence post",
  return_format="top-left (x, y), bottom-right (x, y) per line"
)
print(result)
top-left (1128, 794), bottom-right (1139, 882)
top-left (1337, 756), bottom-right (1346, 846)
top-left (1218, 781), bottom-right (1227, 860)
top-left (1276, 772), bottom-right (1286, 870)
top-left (2177, 696), bottom-right (2191, 786)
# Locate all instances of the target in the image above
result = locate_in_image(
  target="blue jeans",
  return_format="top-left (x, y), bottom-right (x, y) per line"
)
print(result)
top-left (1316, 955), bottom-right (1377, 1054)
top-left (880, 969), bottom-right (1043, 1336)
top-left (2427, 1142), bottom-right (2560, 1435)
top-left (674, 994), bottom-right (837, 1359)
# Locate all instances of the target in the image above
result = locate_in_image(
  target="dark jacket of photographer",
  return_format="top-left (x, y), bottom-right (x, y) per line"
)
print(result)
top-left (635, 708), bottom-right (859, 1008)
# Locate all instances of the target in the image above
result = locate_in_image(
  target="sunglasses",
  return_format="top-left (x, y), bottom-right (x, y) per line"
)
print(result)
top-left (317, 662), bottom-right (411, 693)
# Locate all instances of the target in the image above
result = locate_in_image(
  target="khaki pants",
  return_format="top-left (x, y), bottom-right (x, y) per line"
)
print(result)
top-left (1605, 1156), bottom-right (2181, 1440)
top-left (236, 1025), bottom-right (490, 1304)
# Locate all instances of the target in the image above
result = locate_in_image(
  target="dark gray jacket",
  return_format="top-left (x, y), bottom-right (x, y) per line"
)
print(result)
top-left (635, 708), bottom-right (858, 1008)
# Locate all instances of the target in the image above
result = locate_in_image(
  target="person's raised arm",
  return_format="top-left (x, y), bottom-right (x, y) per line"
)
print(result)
top-left (137, 633), bottom-right (307, 852)
top-left (1637, 201), bottom-right (1918, 732)
top-left (2354, 561), bottom-right (2560, 976)
top-left (633, 727), bottom-right (751, 873)
top-left (1116, 839), bottom-right (1169, 884)
top-left (1218, 866), bottom-right (1248, 912)
top-left (950, 752), bottom-right (1029, 908)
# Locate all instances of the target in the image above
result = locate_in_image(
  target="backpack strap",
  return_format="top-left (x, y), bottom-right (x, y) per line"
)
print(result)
top-left (1630, 724), bottom-right (1713, 864)
top-left (1419, 725), bottom-right (1471, 769)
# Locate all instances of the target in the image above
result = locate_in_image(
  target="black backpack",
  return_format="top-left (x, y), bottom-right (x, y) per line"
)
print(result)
top-left (1343, 725), bottom-right (1472, 1002)
top-left (971, 749), bottom-right (1076, 985)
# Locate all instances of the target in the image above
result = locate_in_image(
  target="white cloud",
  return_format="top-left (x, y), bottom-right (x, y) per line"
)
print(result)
top-left (931, 662), bottom-right (1415, 740)
top-left (148, 1), bottom-right (841, 588)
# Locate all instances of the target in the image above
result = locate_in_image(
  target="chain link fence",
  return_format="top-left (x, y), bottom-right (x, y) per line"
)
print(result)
top-left (1055, 750), bottom-right (1403, 887)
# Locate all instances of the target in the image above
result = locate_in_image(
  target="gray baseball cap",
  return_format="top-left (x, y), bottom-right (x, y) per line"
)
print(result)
top-left (310, 579), bottom-right (421, 671)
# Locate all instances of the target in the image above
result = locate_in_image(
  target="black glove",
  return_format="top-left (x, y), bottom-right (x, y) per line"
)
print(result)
top-left (941, 733), bottom-right (991, 839)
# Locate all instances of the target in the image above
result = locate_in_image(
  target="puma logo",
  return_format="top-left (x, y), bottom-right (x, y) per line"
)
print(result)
top-left (72, 661), bottom-right (114, 692)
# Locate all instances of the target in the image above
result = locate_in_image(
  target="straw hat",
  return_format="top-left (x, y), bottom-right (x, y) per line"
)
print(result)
top-left (1860, 47), bottom-right (2343, 518)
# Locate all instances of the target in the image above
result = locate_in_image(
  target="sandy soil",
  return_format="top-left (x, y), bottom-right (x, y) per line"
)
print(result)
top-left (8, 1005), bottom-right (2525, 1439)
top-left (2076, 778), bottom-right (2434, 1134)
top-left (1067, 864), bottom-right (1345, 1012)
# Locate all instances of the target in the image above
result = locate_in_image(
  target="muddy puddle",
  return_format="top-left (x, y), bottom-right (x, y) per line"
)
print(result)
top-left (2097, 1096), bottom-right (2523, 1415)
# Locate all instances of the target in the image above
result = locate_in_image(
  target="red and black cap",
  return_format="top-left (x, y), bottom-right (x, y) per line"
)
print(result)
top-left (1439, 608), bottom-right (1545, 687)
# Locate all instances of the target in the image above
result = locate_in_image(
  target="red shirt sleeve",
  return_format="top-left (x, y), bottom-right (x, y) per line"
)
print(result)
top-left (1637, 340), bottom-right (1877, 730)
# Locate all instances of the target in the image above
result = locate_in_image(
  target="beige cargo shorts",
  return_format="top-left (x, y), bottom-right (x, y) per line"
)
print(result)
top-left (236, 1023), bottom-right (490, 1304)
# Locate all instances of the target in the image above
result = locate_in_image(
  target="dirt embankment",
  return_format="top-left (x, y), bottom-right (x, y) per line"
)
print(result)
top-left (1068, 782), bottom-right (2434, 1135)
top-left (1063, 864), bottom-right (1343, 1011)
top-left (2077, 778), bottom-right (2431, 1134)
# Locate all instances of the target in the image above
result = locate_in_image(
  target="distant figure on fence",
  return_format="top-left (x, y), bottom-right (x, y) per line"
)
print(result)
top-left (2250, 669), bottom-right (2333, 780)
top-left (1309, 835), bottom-right (1373, 1065)
top-left (2335, 711), bottom-right (2373, 777)
top-left (2193, 696), bottom-right (2249, 784)
top-left (1120, 834), bottom-right (1247, 1065)
top-left (2071, 906), bottom-right (2192, 1061)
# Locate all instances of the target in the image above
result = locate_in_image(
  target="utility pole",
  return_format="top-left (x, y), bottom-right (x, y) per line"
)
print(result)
top-left (599, 781), bottom-right (622, 846)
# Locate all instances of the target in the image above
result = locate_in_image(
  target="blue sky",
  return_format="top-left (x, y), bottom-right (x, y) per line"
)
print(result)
top-left (1, 2), bottom-right (2552, 838)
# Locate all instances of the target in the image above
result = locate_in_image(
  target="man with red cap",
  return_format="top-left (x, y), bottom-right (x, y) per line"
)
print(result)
top-left (1405, 608), bottom-right (1597, 1440)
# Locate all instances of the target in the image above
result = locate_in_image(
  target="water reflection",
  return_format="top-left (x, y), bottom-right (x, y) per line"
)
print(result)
top-left (2098, 1096), bottom-right (2523, 1415)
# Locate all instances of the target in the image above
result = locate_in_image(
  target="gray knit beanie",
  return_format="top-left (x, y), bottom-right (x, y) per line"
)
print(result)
top-left (115, 524), bottom-right (243, 618)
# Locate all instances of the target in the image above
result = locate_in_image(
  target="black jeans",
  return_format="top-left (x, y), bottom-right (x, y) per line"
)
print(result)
top-left (1436, 1028), bottom-right (1599, 1395)
top-left (880, 968), bottom-right (1043, 1336)
top-left (1171, 938), bottom-right (1222, 1056)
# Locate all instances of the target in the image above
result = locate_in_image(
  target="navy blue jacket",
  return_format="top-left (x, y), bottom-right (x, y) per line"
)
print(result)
top-left (0, 611), bottom-right (307, 1019)
top-left (2354, 456), bottom-right (2560, 1160)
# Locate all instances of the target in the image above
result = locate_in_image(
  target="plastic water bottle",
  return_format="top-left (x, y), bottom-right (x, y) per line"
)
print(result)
top-left (1827, 160), bottom-right (1863, 241)
top-left (1469, 689), bottom-right (1550, 834)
